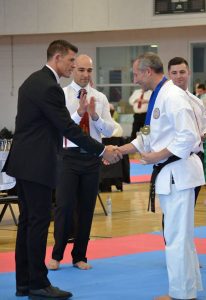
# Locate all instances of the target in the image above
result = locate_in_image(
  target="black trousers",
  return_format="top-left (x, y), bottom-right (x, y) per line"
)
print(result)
top-left (130, 112), bottom-right (147, 140)
top-left (52, 149), bottom-right (101, 264)
top-left (15, 179), bottom-right (52, 289)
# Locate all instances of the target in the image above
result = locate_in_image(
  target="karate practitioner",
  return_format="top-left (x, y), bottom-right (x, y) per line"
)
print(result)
top-left (118, 52), bottom-right (205, 300)
top-left (168, 57), bottom-right (206, 200)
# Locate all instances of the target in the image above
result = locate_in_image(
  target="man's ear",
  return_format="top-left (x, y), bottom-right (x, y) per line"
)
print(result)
top-left (146, 67), bottom-right (153, 77)
top-left (54, 53), bottom-right (61, 62)
top-left (188, 69), bottom-right (192, 77)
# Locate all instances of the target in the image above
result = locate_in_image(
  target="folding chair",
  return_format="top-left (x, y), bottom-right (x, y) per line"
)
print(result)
top-left (0, 193), bottom-right (19, 225)
top-left (0, 139), bottom-right (19, 225)
top-left (97, 193), bottom-right (107, 216)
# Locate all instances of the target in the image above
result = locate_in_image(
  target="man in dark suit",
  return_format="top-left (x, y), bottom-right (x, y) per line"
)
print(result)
top-left (3, 40), bottom-right (121, 299)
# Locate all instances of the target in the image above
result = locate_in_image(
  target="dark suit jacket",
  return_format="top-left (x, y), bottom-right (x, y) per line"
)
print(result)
top-left (4, 66), bottom-right (104, 188)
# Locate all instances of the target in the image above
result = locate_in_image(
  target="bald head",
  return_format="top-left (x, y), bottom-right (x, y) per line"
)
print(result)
top-left (73, 54), bottom-right (93, 87)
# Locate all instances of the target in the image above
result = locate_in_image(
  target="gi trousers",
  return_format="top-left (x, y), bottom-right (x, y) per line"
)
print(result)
top-left (159, 185), bottom-right (203, 299)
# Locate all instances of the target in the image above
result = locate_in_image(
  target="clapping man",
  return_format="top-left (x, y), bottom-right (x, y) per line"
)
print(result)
top-left (48, 54), bottom-right (115, 271)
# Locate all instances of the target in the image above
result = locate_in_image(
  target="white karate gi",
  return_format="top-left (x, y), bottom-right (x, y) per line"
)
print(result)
top-left (132, 80), bottom-right (205, 299)
top-left (186, 90), bottom-right (206, 153)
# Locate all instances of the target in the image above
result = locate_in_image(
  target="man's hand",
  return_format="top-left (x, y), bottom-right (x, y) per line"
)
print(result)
top-left (140, 148), bottom-right (172, 164)
top-left (77, 91), bottom-right (88, 117)
top-left (88, 96), bottom-right (99, 121)
top-left (140, 152), bottom-right (160, 164)
top-left (103, 145), bottom-right (123, 164)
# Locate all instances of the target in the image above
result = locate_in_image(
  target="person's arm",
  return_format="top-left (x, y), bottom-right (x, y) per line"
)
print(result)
top-left (88, 95), bottom-right (115, 137)
top-left (140, 148), bottom-right (172, 164)
top-left (40, 85), bottom-right (122, 163)
top-left (118, 143), bottom-right (137, 155)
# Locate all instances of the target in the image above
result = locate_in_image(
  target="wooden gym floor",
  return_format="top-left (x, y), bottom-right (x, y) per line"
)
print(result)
top-left (0, 179), bottom-right (206, 253)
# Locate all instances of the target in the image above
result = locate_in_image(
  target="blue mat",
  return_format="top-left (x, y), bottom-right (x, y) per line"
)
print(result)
top-left (152, 226), bottom-right (206, 239)
top-left (0, 251), bottom-right (206, 300)
top-left (130, 161), bottom-right (153, 176)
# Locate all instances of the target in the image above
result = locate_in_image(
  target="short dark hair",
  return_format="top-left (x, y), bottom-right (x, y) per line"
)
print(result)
top-left (168, 57), bottom-right (189, 71)
top-left (136, 52), bottom-right (164, 74)
top-left (47, 40), bottom-right (78, 60)
top-left (197, 83), bottom-right (205, 90)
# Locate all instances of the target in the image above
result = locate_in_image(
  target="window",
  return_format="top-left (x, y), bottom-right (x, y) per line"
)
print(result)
top-left (96, 45), bottom-right (158, 113)
top-left (154, 0), bottom-right (205, 14)
top-left (191, 43), bottom-right (206, 92)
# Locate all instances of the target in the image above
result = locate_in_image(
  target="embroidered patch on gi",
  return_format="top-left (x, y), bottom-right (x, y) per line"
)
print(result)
top-left (153, 108), bottom-right (160, 119)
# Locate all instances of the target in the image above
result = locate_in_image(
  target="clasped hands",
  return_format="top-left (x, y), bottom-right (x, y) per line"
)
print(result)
top-left (103, 145), bottom-right (123, 164)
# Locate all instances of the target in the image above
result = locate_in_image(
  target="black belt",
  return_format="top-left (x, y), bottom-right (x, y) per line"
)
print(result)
top-left (196, 151), bottom-right (204, 164)
top-left (148, 155), bottom-right (181, 213)
top-left (63, 147), bottom-right (88, 154)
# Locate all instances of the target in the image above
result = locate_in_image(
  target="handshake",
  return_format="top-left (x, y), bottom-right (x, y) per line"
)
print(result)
top-left (102, 145), bottom-right (123, 164)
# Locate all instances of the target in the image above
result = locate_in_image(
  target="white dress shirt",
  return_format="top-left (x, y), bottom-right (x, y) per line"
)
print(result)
top-left (129, 89), bottom-right (152, 113)
top-left (45, 64), bottom-right (60, 84)
top-left (63, 81), bottom-right (115, 148)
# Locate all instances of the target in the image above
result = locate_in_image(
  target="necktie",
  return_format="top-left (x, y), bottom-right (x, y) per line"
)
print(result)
top-left (78, 89), bottom-right (90, 134)
top-left (137, 91), bottom-right (144, 109)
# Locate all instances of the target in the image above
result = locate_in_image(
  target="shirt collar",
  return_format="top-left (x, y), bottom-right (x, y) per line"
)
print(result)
top-left (46, 64), bottom-right (60, 84)
top-left (70, 81), bottom-right (89, 97)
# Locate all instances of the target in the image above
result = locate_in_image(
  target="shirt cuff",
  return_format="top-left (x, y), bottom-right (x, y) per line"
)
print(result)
top-left (91, 116), bottom-right (103, 130)
top-left (72, 111), bottom-right (82, 124)
top-left (131, 136), bottom-right (145, 153)
top-left (99, 146), bottom-right (105, 157)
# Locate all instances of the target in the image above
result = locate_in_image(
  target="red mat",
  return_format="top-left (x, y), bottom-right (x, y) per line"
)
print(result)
top-left (130, 159), bottom-right (152, 183)
top-left (130, 174), bottom-right (151, 183)
top-left (1, 233), bottom-right (205, 273)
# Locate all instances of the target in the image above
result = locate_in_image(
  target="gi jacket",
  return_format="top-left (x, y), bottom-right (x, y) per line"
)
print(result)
top-left (132, 80), bottom-right (205, 194)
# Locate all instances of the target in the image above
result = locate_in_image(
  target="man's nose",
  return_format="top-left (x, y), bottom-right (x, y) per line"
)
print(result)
top-left (84, 71), bottom-right (90, 77)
